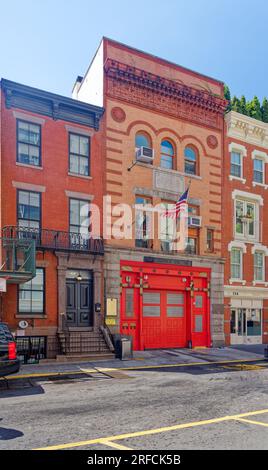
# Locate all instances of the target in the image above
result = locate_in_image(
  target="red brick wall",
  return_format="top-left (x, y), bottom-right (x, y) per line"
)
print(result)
top-left (0, 93), bottom-right (104, 331)
top-left (223, 131), bottom-right (268, 344)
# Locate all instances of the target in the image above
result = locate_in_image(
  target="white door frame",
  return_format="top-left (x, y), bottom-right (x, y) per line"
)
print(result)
top-left (230, 307), bottom-right (262, 345)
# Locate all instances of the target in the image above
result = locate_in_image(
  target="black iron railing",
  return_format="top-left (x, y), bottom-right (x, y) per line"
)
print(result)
top-left (2, 226), bottom-right (104, 255)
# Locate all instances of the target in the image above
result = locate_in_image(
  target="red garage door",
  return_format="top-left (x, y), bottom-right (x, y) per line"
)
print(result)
top-left (142, 290), bottom-right (187, 349)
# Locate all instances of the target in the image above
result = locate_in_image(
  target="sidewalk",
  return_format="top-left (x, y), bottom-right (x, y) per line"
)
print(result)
top-left (11, 346), bottom-right (265, 378)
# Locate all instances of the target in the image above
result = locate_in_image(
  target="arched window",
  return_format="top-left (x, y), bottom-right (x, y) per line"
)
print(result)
top-left (184, 146), bottom-right (198, 175)
top-left (135, 132), bottom-right (151, 149)
top-left (160, 140), bottom-right (174, 169)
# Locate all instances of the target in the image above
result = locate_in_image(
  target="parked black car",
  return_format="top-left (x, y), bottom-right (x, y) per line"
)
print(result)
top-left (0, 323), bottom-right (20, 377)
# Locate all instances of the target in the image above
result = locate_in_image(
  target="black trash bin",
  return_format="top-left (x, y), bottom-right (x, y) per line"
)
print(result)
top-left (264, 345), bottom-right (268, 361)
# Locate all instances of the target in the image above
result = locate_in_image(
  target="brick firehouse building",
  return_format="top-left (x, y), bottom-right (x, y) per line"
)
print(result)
top-left (74, 38), bottom-right (227, 350)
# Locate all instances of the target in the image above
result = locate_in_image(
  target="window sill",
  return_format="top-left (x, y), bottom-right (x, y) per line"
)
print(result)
top-left (229, 279), bottom-right (246, 285)
top-left (252, 281), bottom-right (268, 287)
top-left (16, 162), bottom-right (43, 170)
top-left (253, 182), bottom-right (268, 189)
top-left (68, 172), bottom-right (92, 180)
top-left (229, 175), bottom-right (246, 184)
top-left (16, 314), bottom-right (47, 319)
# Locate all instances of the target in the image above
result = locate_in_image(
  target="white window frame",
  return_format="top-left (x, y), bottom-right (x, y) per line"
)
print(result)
top-left (234, 198), bottom-right (258, 241)
top-left (229, 143), bottom-right (247, 183)
top-left (252, 150), bottom-right (268, 189)
top-left (254, 251), bottom-right (265, 282)
top-left (230, 247), bottom-right (243, 281)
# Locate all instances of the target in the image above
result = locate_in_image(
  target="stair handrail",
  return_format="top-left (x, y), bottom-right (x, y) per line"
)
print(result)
top-left (100, 324), bottom-right (115, 352)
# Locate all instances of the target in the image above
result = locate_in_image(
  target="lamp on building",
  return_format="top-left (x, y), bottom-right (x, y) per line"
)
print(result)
top-left (76, 272), bottom-right (83, 282)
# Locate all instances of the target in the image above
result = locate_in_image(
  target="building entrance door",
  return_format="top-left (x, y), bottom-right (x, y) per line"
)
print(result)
top-left (230, 308), bottom-right (262, 344)
top-left (66, 270), bottom-right (93, 327)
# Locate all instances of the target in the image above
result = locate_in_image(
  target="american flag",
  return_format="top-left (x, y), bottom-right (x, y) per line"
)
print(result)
top-left (162, 187), bottom-right (189, 220)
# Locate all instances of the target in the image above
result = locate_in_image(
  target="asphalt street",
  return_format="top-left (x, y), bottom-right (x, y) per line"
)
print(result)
top-left (1, 354), bottom-right (268, 450)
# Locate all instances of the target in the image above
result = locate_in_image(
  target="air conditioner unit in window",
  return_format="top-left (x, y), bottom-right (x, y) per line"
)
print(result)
top-left (135, 146), bottom-right (154, 164)
top-left (188, 216), bottom-right (202, 227)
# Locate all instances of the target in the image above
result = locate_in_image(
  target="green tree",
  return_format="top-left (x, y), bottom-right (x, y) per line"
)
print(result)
top-left (240, 95), bottom-right (248, 115)
top-left (248, 96), bottom-right (262, 120)
top-left (231, 96), bottom-right (241, 113)
top-left (261, 97), bottom-right (268, 123)
top-left (224, 84), bottom-right (231, 111)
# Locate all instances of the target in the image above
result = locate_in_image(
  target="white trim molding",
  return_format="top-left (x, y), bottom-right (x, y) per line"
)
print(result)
top-left (225, 111), bottom-right (268, 148)
top-left (252, 150), bottom-right (268, 163)
top-left (228, 142), bottom-right (247, 157)
top-left (224, 284), bottom-right (268, 299)
top-left (13, 111), bottom-right (46, 126)
top-left (232, 189), bottom-right (264, 206)
top-left (12, 181), bottom-right (46, 192)
top-left (229, 175), bottom-right (246, 184)
top-left (65, 190), bottom-right (94, 201)
top-left (251, 244), bottom-right (268, 256)
top-left (228, 241), bottom-right (247, 253)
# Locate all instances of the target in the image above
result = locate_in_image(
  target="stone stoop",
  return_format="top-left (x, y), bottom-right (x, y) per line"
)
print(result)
top-left (58, 328), bottom-right (114, 357)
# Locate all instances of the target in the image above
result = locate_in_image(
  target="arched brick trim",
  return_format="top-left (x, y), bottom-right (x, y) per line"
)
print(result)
top-left (126, 120), bottom-right (157, 136)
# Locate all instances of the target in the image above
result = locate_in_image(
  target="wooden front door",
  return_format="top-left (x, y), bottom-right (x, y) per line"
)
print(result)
top-left (66, 277), bottom-right (93, 327)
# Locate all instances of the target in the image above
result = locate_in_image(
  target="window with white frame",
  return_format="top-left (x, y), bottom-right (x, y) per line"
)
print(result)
top-left (231, 248), bottom-right (242, 280)
top-left (235, 199), bottom-right (256, 238)
top-left (254, 251), bottom-right (265, 282)
top-left (231, 151), bottom-right (242, 178)
top-left (253, 158), bottom-right (264, 184)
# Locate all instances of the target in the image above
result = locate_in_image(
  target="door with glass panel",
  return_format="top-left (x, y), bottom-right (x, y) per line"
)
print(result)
top-left (66, 271), bottom-right (93, 327)
top-left (230, 308), bottom-right (262, 344)
top-left (120, 272), bottom-right (140, 350)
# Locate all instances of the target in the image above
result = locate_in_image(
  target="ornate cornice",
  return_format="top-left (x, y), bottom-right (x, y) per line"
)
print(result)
top-left (225, 111), bottom-right (268, 149)
top-left (1, 79), bottom-right (104, 130)
top-left (104, 59), bottom-right (227, 129)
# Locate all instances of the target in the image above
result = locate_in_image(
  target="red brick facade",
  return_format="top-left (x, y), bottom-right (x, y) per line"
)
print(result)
top-left (0, 80), bottom-right (105, 358)
top-left (223, 111), bottom-right (268, 346)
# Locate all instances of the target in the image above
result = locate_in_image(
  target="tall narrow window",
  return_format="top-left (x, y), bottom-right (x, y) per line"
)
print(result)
top-left (135, 196), bottom-right (152, 249)
top-left (69, 199), bottom-right (90, 247)
top-left (69, 133), bottom-right (90, 176)
top-left (253, 158), bottom-right (264, 184)
top-left (160, 140), bottom-right (174, 169)
top-left (231, 151), bottom-right (242, 177)
top-left (184, 146), bottom-right (197, 175)
top-left (160, 202), bottom-right (175, 252)
top-left (207, 229), bottom-right (214, 252)
top-left (18, 268), bottom-right (45, 314)
top-left (186, 237), bottom-right (197, 255)
top-left (17, 120), bottom-right (41, 166)
top-left (254, 252), bottom-right (264, 282)
top-left (17, 190), bottom-right (41, 230)
top-left (231, 248), bottom-right (242, 279)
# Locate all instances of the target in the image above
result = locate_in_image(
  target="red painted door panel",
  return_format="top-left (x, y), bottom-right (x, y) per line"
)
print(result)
top-left (120, 273), bottom-right (140, 350)
top-left (142, 290), bottom-right (187, 349)
top-left (191, 292), bottom-right (209, 347)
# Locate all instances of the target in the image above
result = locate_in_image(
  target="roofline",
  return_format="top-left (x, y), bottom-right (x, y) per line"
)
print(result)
top-left (102, 36), bottom-right (224, 88)
top-left (1, 78), bottom-right (104, 116)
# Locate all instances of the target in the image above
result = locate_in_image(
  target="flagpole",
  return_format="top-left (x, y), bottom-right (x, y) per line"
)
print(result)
top-left (174, 180), bottom-right (191, 252)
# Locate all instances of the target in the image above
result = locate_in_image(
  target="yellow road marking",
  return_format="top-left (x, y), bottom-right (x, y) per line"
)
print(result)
top-left (0, 371), bottom-right (90, 381)
top-left (34, 408), bottom-right (268, 450)
top-left (99, 440), bottom-right (132, 450)
top-left (234, 417), bottom-right (268, 427)
top-left (222, 364), bottom-right (265, 371)
top-left (3, 357), bottom-right (266, 381)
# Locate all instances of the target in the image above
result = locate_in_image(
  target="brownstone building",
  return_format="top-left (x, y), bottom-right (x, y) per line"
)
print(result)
top-left (74, 38), bottom-right (227, 349)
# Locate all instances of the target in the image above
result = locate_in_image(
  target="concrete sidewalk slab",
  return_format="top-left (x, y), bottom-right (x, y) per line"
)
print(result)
top-left (7, 346), bottom-right (265, 379)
